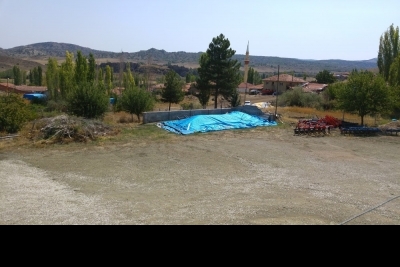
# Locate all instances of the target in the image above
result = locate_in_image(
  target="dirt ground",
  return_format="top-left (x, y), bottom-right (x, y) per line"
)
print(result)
top-left (1, 123), bottom-right (399, 225)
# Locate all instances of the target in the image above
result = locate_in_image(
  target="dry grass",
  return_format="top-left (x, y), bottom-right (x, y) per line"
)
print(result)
top-left (1, 97), bottom-right (394, 150)
top-left (267, 106), bottom-right (389, 127)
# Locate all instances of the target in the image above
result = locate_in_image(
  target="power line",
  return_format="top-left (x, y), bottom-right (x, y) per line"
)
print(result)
top-left (339, 194), bottom-right (400, 225)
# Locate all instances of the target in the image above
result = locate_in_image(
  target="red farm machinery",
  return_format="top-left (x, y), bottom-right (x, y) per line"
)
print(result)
top-left (294, 115), bottom-right (342, 136)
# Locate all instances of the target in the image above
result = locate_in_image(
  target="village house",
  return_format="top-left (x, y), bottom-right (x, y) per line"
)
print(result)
top-left (262, 74), bottom-right (307, 93)
top-left (302, 82), bottom-right (328, 94)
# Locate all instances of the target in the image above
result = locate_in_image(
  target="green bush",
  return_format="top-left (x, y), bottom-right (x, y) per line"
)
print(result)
top-left (180, 102), bottom-right (203, 110)
top-left (46, 100), bottom-right (68, 113)
top-left (67, 83), bottom-right (109, 119)
top-left (0, 93), bottom-right (34, 133)
top-left (278, 88), bottom-right (322, 109)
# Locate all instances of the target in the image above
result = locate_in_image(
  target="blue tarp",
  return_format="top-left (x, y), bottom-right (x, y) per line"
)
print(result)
top-left (159, 111), bottom-right (277, 135)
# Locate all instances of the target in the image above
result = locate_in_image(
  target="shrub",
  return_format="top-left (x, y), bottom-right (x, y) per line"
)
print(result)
top-left (180, 102), bottom-right (203, 110)
top-left (46, 100), bottom-right (68, 113)
top-left (278, 88), bottom-right (322, 109)
top-left (67, 83), bottom-right (109, 119)
top-left (0, 93), bottom-right (34, 133)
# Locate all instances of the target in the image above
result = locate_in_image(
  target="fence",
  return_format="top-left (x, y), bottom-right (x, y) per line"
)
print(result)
top-left (143, 106), bottom-right (274, 124)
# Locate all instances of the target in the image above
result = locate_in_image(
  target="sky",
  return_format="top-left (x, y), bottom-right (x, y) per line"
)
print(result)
top-left (0, 0), bottom-right (399, 61)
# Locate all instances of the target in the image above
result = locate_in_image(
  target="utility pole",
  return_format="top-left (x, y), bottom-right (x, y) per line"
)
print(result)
top-left (243, 41), bottom-right (250, 104)
top-left (275, 65), bottom-right (280, 118)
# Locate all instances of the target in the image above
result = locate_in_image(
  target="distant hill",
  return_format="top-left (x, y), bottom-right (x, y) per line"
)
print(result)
top-left (2, 42), bottom-right (378, 75)
top-left (0, 53), bottom-right (45, 71)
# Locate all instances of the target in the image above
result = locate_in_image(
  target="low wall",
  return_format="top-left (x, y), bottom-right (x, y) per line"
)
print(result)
top-left (143, 106), bottom-right (274, 124)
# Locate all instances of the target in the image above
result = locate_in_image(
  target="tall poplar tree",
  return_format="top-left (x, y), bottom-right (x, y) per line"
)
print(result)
top-left (105, 65), bottom-right (113, 96)
top-left (123, 63), bottom-right (135, 90)
top-left (378, 24), bottom-right (400, 81)
top-left (75, 51), bottom-right (88, 85)
top-left (46, 58), bottom-right (60, 100)
top-left (38, 66), bottom-right (43, 86)
top-left (87, 53), bottom-right (96, 83)
top-left (59, 51), bottom-right (75, 99)
top-left (13, 66), bottom-right (22, 85)
top-left (389, 55), bottom-right (400, 111)
top-left (389, 55), bottom-right (400, 86)
top-left (197, 34), bottom-right (242, 109)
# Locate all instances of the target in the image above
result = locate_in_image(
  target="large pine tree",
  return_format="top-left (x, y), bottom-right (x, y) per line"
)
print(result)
top-left (197, 34), bottom-right (242, 109)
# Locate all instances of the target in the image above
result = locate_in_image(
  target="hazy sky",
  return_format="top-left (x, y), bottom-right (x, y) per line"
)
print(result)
top-left (0, 0), bottom-right (398, 60)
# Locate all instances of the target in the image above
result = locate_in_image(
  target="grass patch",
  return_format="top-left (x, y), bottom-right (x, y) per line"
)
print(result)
top-left (108, 123), bottom-right (174, 142)
top-left (274, 106), bottom-right (389, 127)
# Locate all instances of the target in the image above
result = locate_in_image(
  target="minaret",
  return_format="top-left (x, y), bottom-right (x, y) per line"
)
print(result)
top-left (243, 41), bottom-right (250, 102)
top-left (244, 41), bottom-right (250, 84)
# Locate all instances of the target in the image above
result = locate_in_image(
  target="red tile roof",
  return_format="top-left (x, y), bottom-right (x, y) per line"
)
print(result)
top-left (0, 83), bottom-right (47, 94)
top-left (302, 83), bottom-right (328, 93)
top-left (237, 82), bottom-right (255, 89)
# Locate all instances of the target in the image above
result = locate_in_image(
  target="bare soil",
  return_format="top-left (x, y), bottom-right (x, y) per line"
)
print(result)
top-left (1, 123), bottom-right (399, 225)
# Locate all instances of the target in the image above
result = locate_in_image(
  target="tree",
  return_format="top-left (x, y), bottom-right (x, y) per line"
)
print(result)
top-left (105, 65), bottom-right (113, 96)
top-left (87, 53), bottom-right (96, 83)
top-left (197, 34), bottom-right (242, 109)
top-left (315, 70), bottom-right (336, 84)
top-left (119, 87), bottom-right (155, 123)
top-left (336, 70), bottom-right (391, 126)
top-left (13, 66), bottom-right (22, 85)
top-left (67, 82), bottom-right (109, 119)
top-left (118, 51), bottom-right (125, 89)
top-left (389, 55), bottom-right (400, 86)
top-left (388, 55), bottom-right (400, 111)
top-left (96, 67), bottom-right (107, 98)
top-left (378, 24), bottom-right (400, 81)
top-left (97, 68), bottom-right (104, 87)
top-left (38, 66), bottom-right (43, 86)
top-left (46, 58), bottom-right (60, 100)
top-left (321, 81), bottom-right (345, 110)
top-left (161, 70), bottom-right (185, 111)
top-left (195, 74), bottom-right (211, 109)
top-left (253, 69), bottom-right (262, 85)
top-left (246, 67), bottom-right (261, 84)
top-left (123, 63), bottom-right (135, 90)
top-left (32, 67), bottom-right (39, 85)
top-left (75, 51), bottom-right (88, 85)
top-left (229, 89), bottom-right (241, 107)
top-left (185, 73), bottom-right (191, 83)
top-left (59, 51), bottom-right (75, 99)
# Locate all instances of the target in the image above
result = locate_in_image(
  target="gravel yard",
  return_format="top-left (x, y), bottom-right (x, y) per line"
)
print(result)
top-left (1, 126), bottom-right (399, 225)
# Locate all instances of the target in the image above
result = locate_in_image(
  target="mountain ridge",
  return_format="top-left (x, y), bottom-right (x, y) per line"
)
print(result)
top-left (1, 42), bottom-right (378, 74)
